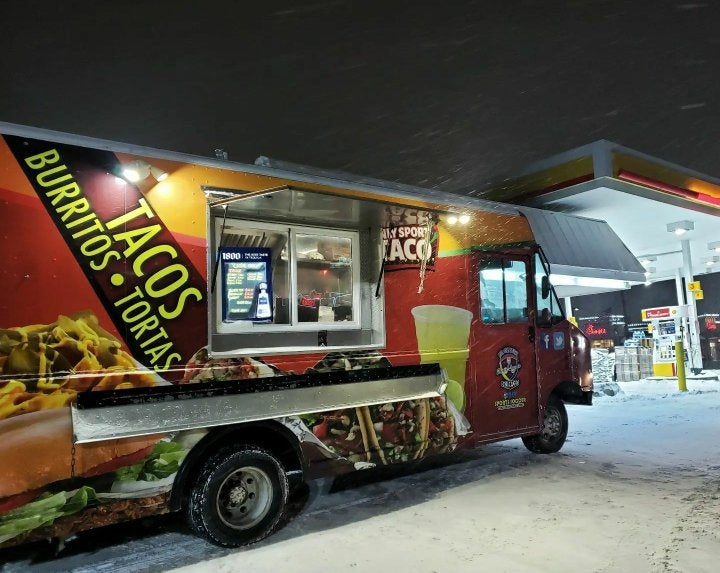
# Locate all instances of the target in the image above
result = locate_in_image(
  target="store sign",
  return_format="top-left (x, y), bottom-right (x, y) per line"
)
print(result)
top-left (688, 281), bottom-right (701, 292)
top-left (585, 323), bottom-right (608, 337)
top-left (705, 317), bottom-right (717, 331)
top-left (694, 289), bottom-right (704, 300)
top-left (641, 306), bottom-right (677, 320)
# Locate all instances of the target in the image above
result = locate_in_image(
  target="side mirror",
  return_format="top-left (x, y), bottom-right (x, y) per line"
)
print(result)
top-left (541, 275), bottom-right (551, 300)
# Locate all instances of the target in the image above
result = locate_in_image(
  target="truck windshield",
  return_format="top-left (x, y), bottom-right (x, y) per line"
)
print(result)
top-left (534, 253), bottom-right (564, 326)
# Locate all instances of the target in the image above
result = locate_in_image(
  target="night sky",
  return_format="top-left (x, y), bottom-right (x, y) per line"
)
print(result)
top-left (2, 0), bottom-right (719, 191)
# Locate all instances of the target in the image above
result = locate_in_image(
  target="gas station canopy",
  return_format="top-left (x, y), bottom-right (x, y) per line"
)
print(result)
top-left (466, 140), bottom-right (720, 295)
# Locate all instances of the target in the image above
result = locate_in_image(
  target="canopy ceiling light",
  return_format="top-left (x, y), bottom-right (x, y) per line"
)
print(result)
top-left (549, 274), bottom-right (631, 290)
top-left (709, 241), bottom-right (720, 253)
top-left (704, 256), bottom-right (720, 267)
top-left (666, 220), bottom-right (694, 235)
top-left (122, 160), bottom-right (168, 183)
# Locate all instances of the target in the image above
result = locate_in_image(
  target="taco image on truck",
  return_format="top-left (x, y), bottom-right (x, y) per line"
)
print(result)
top-left (0, 121), bottom-right (614, 549)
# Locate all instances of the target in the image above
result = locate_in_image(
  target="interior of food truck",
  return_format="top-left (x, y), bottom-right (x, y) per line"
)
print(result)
top-left (204, 185), bottom-right (399, 356)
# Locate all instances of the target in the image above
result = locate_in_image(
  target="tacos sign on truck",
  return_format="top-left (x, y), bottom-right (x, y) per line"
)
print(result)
top-left (0, 123), bottom-right (593, 549)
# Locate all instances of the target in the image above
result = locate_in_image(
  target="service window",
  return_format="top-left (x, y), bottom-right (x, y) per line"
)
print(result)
top-left (216, 221), bottom-right (360, 332)
top-left (479, 258), bottom-right (528, 324)
top-left (294, 231), bottom-right (357, 324)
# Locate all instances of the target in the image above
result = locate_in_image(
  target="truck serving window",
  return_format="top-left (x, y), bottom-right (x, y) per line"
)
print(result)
top-left (205, 188), bottom-right (387, 357)
top-left (215, 221), bottom-right (360, 332)
top-left (479, 258), bottom-right (528, 324)
top-left (295, 232), bottom-right (356, 324)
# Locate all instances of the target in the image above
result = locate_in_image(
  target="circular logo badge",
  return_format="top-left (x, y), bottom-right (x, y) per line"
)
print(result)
top-left (496, 346), bottom-right (521, 390)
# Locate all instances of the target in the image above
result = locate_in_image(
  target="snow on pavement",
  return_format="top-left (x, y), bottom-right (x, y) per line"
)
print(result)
top-left (169, 377), bottom-right (720, 573)
top-left (2, 378), bottom-right (718, 573)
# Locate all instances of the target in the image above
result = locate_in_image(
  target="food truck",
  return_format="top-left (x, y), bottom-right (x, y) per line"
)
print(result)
top-left (0, 123), bottom-right (593, 549)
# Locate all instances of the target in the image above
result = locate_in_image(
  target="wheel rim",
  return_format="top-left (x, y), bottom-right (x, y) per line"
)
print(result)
top-left (540, 406), bottom-right (562, 442)
top-left (216, 466), bottom-right (273, 530)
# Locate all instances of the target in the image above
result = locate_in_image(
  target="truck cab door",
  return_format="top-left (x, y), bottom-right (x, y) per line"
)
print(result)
top-left (466, 254), bottom-right (540, 438)
top-left (533, 252), bottom-right (576, 396)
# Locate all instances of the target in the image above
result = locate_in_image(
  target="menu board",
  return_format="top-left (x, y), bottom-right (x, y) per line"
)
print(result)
top-left (221, 248), bottom-right (273, 322)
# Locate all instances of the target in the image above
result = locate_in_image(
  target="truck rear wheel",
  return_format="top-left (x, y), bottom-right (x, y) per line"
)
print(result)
top-left (522, 395), bottom-right (568, 454)
top-left (186, 445), bottom-right (289, 547)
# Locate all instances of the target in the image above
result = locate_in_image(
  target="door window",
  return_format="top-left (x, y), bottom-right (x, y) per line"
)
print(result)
top-left (479, 258), bottom-right (528, 324)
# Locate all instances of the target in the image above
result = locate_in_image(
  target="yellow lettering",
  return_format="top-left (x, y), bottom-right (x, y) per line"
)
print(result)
top-left (121, 301), bottom-right (152, 323)
top-left (112, 224), bottom-right (161, 258)
top-left (105, 198), bottom-right (155, 230)
top-left (37, 165), bottom-right (72, 188)
top-left (145, 264), bottom-right (188, 298)
top-left (155, 352), bottom-right (182, 372)
top-left (159, 287), bottom-right (203, 320)
top-left (132, 244), bottom-right (177, 277)
top-left (90, 249), bottom-right (121, 271)
top-left (129, 315), bottom-right (161, 338)
top-left (114, 285), bottom-right (144, 307)
top-left (145, 341), bottom-right (173, 364)
top-left (57, 198), bottom-right (90, 222)
top-left (70, 217), bottom-right (105, 239)
top-left (80, 234), bottom-right (112, 257)
top-left (139, 327), bottom-right (169, 348)
top-left (25, 149), bottom-right (59, 170)
top-left (47, 181), bottom-right (81, 206)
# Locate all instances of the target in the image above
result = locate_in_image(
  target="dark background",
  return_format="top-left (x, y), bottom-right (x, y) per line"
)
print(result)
top-left (2, 0), bottom-right (719, 190)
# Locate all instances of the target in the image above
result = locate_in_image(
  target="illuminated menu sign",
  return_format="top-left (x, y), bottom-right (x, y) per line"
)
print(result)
top-left (221, 248), bottom-right (273, 322)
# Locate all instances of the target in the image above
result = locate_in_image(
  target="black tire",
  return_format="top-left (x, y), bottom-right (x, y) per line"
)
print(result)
top-left (522, 395), bottom-right (568, 454)
top-left (186, 445), bottom-right (289, 547)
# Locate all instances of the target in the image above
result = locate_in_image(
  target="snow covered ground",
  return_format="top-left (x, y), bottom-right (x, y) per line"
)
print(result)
top-left (2, 376), bottom-right (719, 573)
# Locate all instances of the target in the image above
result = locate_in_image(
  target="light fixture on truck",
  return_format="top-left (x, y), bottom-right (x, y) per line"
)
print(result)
top-left (121, 160), bottom-right (168, 183)
top-left (446, 213), bottom-right (470, 225)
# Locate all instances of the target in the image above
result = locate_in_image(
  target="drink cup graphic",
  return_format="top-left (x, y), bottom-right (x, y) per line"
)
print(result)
top-left (411, 305), bottom-right (472, 411)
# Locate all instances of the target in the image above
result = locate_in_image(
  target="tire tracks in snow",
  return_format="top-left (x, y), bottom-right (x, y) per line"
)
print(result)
top-left (651, 473), bottom-right (720, 572)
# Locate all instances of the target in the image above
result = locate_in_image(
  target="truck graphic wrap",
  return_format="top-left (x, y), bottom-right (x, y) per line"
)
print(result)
top-left (4, 136), bottom-right (206, 377)
top-left (0, 126), bottom-right (591, 549)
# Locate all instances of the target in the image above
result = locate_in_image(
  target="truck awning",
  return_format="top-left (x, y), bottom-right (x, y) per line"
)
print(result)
top-left (518, 207), bottom-right (647, 297)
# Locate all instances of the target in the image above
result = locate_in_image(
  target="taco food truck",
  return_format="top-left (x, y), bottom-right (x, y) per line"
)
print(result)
top-left (0, 122), bottom-right (596, 549)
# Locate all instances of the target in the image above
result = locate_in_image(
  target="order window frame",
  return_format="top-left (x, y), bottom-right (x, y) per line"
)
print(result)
top-left (214, 218), bottom-right (362, 335)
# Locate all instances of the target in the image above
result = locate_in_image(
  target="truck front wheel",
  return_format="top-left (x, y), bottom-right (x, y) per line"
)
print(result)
top-left (186, 445), bottom-right (289, 547)
top-left (522, 395), bottom-right (568, 454)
